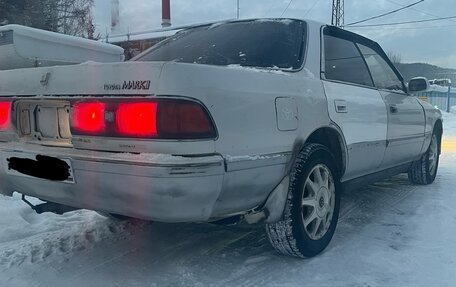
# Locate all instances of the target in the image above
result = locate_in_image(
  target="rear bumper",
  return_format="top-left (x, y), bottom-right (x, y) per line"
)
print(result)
top-left (0, 142), bottom-right (225, 222)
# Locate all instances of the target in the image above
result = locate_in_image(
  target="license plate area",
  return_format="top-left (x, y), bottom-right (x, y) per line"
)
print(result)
top-left (16, 101), bottom-right (71, 144)
top-left (6, 153), bottom-right (75, 183)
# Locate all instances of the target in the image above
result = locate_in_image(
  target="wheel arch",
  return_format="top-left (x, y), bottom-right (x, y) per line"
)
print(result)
top-left (244, 126), bottom-right (348, 225)
top-left (434, 119), bottom-right (443, 138)
top-left (304, 126), bottom-right (347, 178)
top-left (434, 119), bottom-right (443, 154)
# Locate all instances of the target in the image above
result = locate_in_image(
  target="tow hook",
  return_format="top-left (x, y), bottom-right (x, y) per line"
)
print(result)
top-left (21, 195), bottom-right (79, 215)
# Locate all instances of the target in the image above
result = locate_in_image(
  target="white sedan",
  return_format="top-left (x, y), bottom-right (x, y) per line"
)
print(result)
top-left (0, 18), bottom-right (442, 258)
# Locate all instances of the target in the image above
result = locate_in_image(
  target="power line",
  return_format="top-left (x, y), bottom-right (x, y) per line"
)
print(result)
top-left (349, 15), bottom-right (456, 27)
top-left (385, 0), bottom-right (456, 23)
top-left (348, 23), bottom-right (456, 30)
top-left (280, 0), bottom-right (294, 17)
top-left (345, 0), bottom-right (424, 26)
top-left (303, 0), bottom-right (323, 17)
top-left (385, 0), bottom-right (441, 17)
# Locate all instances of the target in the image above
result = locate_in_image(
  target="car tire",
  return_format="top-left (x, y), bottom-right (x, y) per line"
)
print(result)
top-left (265, 143), bottom-right (341, 258)
top-left (408, 131), bottom-right (441, 185)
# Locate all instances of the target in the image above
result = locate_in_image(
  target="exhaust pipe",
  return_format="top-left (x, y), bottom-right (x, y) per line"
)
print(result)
top-left (162, 0), bottom-right (171, 27)
top-left (22, 195), bottom-right (79, 215)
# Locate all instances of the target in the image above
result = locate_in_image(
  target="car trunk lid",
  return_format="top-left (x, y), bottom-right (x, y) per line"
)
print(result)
top-left (0, 61), bottom-right (165, 96)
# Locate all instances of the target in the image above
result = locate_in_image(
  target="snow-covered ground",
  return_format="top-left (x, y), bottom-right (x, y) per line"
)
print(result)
top-left (1, 111), bottom-right (456, 287)
top-left (443, 106), bottom-right (456, 138)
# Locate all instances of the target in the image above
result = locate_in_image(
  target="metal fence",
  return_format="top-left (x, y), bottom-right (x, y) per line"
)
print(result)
top-left (416, 87), bottom-right (456, 112)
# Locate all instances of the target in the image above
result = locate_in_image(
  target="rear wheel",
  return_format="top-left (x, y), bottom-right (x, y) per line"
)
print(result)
top-left (265, 144), bottom-right (341, 258)
top-left (408, 131), bottom-right (440, 185)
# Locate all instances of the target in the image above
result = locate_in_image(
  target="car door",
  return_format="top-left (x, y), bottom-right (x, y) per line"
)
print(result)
top-left (357, 44), bottom-right (426, 168)
top-left (321, 29), bottom-right (388, 181)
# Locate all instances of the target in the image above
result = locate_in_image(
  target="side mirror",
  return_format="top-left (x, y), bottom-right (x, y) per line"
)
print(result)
top-left (408, 77), bottom-right (429, 93)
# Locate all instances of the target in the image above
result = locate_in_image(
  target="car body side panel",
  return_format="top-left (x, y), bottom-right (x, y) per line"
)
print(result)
top-left (418, 98), bottom-right (443, 153)
top-left (322, 81), bottom-right (388, 181)
top-left (379, 91), bottom-right (426, 168)
top-left (303, 21), bottom-right (322, 82)
top-left (157, 62), bottom-right (326, 156)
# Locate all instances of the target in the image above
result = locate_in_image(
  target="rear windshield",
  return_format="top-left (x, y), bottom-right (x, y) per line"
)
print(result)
top-left (135, 19), bottom-right (307, 70)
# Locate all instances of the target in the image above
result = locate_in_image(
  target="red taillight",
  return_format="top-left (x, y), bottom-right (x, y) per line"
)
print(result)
top-left (116, 103), bottom-right (157, 137)
top-left (70, 102), bottom-right (106, 134)
top-left (0, 102), bottom-right (12, 130)
top-left (157, 101), bottom-right (215, 138)
top-left (70, 99), bottom-right (216, 140)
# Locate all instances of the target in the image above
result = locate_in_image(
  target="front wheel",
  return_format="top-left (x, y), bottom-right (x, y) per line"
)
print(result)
top-left (408, 132), bottom-right (440, 185)
top-left (265, 144), bottom-right (341, 258)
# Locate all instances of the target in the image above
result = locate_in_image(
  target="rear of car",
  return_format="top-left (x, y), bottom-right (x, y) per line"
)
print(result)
top-left (0, 18), bottom-right (442, 260)
top-left (0, 19), bottom-right (314, 222)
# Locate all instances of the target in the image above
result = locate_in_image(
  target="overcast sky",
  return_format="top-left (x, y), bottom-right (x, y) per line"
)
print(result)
top-left (93, 0), bottom-right (456, 68)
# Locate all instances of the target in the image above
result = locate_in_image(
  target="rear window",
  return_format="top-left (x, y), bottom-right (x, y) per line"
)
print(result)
top-left (135, 19), bottom-right (306, 70)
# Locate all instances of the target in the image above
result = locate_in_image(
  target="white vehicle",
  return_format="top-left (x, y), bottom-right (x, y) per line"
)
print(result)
top-left (0, 24), bottom-right (124, 70)
top-left (0, 19), bottom-right (442, 258)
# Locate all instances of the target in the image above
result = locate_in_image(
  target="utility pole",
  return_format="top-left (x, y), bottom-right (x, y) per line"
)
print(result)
top-left (237, 0), bottom-right (240, 19)
top-left (331, 0), bottom-right (344, 27)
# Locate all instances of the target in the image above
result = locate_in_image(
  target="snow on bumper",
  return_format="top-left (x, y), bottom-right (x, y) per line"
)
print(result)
top-left (0, 143), bottom-right (225, 222)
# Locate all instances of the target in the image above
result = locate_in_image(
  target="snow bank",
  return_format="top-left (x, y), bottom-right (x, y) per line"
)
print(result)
top-left (429, 84), bottom-right (451, 93)
top-left (0, 194), bottom-right (148, 268)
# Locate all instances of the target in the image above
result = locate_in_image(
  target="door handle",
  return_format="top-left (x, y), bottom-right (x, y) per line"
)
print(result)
top-left (334, 100), bottom-right (347, 113)
top-left (390, 105), bottom-right (398, 114)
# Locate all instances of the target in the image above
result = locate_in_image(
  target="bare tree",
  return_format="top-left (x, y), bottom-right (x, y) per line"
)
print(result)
top-left (0, 0), bottom-right (94, 37)
top-left (56, 0), bottom-right (94, 37)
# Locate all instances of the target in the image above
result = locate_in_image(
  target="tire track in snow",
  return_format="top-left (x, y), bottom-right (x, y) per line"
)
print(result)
top-left (339, 175), bottom-right (418, 223)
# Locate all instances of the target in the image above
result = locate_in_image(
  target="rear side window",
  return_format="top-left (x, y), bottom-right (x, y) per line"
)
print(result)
top-left (135, 19), bottom-right (306, 69)
top-left (357, 44), bottom-right (404, 92)
top-left (323, 35), bottom-right (373, 87)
